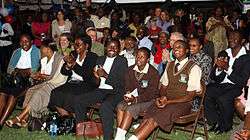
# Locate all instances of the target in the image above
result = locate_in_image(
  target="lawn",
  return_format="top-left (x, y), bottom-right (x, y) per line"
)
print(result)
top-left (0, 110), bottom-right (236, 140)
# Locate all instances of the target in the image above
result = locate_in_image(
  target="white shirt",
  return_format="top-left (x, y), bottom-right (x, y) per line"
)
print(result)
top-left (120, 50), bottom-right (135, 67)
top-left (90, 15), bottom-right (110, 38)
top-left (216, 47), bottom-right (247, 84)
top-left (0, 23), bottom-right (14, 47)
top-left (58, 25), bottom-right (65, 33)
top-left (138, 36), bottom-right (153, 51)
top-left (133, 63), bottom-right (149, 74)
top-left (98, 57), bottom-right (116, 89)
top-left (71, 55), bottom-right (85, 81)
top-left (40, 52), bottom-right (56, 75)
top-left (16, 47), bottom-right (32, 69)
top-left (160, 58), bottom-right (202, 92)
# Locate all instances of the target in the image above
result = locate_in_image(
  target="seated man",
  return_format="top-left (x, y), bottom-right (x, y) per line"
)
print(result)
top-left (114, 47), bottom-right (160, 140)
top-left (204, 30), bottom-right (248, 134)
top-left (73, 38), bottom-right (128, 140)
top-left (127, 40), bottom-right (202, 140)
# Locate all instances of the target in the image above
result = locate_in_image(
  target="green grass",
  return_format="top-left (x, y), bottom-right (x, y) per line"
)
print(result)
top-left (0, 110), bottom-right (238, 140)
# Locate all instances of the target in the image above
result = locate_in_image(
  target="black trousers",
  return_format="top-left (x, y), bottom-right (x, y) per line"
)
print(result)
top-left (73, 88), bottom-right (123, 140)
top-left (204, 83), bottom-right (242, 131)
top-left (0, 45), bottom-right (13, 73)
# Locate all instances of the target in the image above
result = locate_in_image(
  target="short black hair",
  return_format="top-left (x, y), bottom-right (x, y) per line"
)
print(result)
top-left (41, 40), bottom-right (57, 52)
top-left (20, 34), bottom-right (32, 42)
top-left (104, 38), bottom-right (121, 50)
top-left (137, 47), bottom-right (151, 59)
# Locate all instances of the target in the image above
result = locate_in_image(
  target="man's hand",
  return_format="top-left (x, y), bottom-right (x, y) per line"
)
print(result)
top-left (96, 66), bottom-right (108, 78)
top-left (124, 94), bottom-right (136, 103)
top-left (156, 96), bottom-right (168, 108)
top-left (234, 130), bottom-right (250, 140)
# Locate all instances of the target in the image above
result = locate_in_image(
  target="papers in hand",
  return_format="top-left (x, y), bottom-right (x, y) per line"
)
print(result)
top-left (125, 88), bottom-right (138, 105)
top-left (129, 88), bottom-right (138, 97)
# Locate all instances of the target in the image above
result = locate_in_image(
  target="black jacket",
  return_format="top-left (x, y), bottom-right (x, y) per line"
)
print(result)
top-left (61, 51), bottom-right (98, 87)
top-left (96, 55), bottom-right (128, 94)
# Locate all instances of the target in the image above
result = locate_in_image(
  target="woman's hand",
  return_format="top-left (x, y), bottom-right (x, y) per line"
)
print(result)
top-left (215, 57), bottom-right (229, 71)
top-left (64, 55), bottom-right (76, 69)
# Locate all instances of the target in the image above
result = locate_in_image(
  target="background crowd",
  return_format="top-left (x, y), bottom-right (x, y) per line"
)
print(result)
top-left (0, 0), bottom-right (250, 140)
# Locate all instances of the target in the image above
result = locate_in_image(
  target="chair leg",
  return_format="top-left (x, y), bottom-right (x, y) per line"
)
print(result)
top-left (151, 128), bottom-right (159, 140)
top-left (203, 118), bottom-right (208, 140)
top-left (191, 112), bottom-right (200, 140)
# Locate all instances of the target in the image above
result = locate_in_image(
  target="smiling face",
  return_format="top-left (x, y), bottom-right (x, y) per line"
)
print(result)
top-left (59, 36), bottom-right (69, 49)
top-left (20, 35), bottom-right (32, 51)
top-left (106, 40), bottom-right (120, 58)
top-left (159, 32), bottom-right (168, 45)
top-left (136, 49), bottom-right (149, 70)
top-left (189, 39), bottom-right (202, 55)
top-left (74, 38), bottom-right (87, 55)
top-left (173, 41), bottom-right (188, 61)
top-left (124, 37), bottom-right (137, 52)
top-left (228, 31), bottom-right (242, 49)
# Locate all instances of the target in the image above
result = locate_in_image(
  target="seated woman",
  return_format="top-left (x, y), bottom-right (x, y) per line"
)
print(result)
top-left (48, 34), bottom-right (98, 117)
top-left (57, 33), bottom-right (73, 56)
top-left (189, 38), bottom-right (212, 85)
top-left (114, 47), bottom-right (160, 140)
top-left (6, 40), bottom-right (66, 128)
top-left (0, 34), bottom-right (40, 129)
top-left (127, 40), bottom-right (202, 140)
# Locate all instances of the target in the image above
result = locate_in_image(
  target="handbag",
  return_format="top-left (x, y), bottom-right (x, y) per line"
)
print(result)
top-left (28, 117), bottom-right (45, 131)
top-left (76, 119), bottom-right (103, 138)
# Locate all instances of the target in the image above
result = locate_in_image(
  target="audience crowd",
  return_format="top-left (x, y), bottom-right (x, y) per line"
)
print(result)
top-left (0, 1), bottom-right (250, 140)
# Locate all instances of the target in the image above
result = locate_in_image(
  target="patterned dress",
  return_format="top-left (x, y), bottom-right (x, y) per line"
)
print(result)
top-left (190, 51), bottom-right (212, 85)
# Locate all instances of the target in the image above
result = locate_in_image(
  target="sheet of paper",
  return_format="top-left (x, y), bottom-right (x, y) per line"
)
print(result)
top-left (130, 88), bottom-right (138, 97)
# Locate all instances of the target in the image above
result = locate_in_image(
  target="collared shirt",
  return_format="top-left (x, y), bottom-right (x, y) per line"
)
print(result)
top-left (71, 55), bottom-right (85, 81)
top-left (216, 47), bottom-right (247, 84)
top-left (120, 50), bottom-right (135, 67)
top-left (160, 57), bottom-right (202, 92)
top-left (90, 15), bottom-right (110, 38)
top-left (133, 63), bottom-right (149, 74)
top-left (99, 57), bottom-right (116, 89)
top-left (16, 47), bottom-right (33, 69)
top-left (40, 52), bottom-right (56, 75)
top-left (138, 36), bottom-right (153, 51)
top-left (156, 19), bottom-right (172, 32)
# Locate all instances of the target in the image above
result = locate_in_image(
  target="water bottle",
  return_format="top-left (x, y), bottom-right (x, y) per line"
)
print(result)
top-left (49, 115), bottom-right (58, 138)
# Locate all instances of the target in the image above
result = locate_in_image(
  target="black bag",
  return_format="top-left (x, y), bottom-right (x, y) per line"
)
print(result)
top-left (27, 117), bottom-right (46, 131)
top-left (1, 73), bottom-right (31, 88)
top-left (45, 113), bottom-right (76, 135)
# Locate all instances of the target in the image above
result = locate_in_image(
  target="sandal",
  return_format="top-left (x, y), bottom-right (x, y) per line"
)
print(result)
top-left (6, 116), bottom-right (21, 128)
top-left (18, 120), bottom-right (28, 128)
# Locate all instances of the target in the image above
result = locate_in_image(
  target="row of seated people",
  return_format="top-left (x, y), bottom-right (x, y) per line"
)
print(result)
top-left (0, 30), bottom-right (249, 140)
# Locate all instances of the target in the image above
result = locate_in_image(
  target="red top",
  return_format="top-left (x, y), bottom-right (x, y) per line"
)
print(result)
top-left (32, 21), bottom-right (51, 47)
top-left (153, 42), bottom-right (171, 64)
top-left (149, 26), bottom-right (162, 39)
